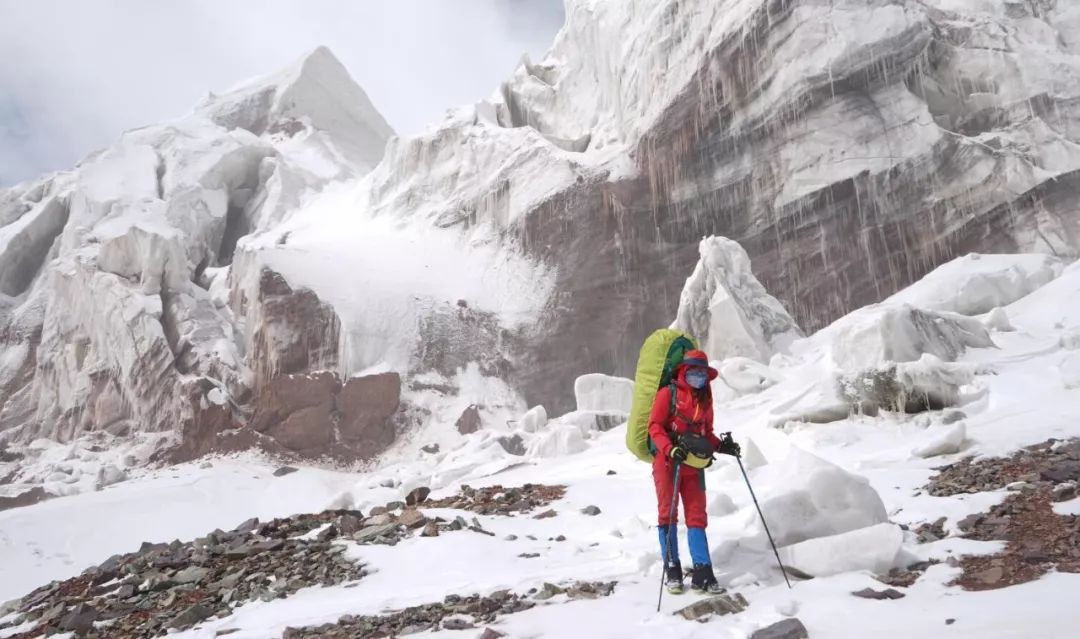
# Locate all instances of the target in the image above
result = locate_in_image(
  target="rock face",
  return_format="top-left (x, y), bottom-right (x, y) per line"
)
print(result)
top-left (347, 0), bottom-right (1080, 412)
top-left (244, 269), bottom-right (342, 391)
top-left (456, 405), bottom-right (482, 435)
top-left (248, 371), bottom-right (400, 459)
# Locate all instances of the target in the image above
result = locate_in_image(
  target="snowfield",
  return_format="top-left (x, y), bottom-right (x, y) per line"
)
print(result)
top-left (3, 252), bottom-right (1080, 638)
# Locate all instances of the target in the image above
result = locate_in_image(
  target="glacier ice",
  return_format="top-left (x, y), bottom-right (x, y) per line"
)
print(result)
top-left (884, 253), bottom-right (1064, 316)
top-left (7, 0), bottom-right (1080, 467)
top-left (673, 237), bottom-right (802, 363)
top-left (912, 421), bottom-right (968, 458)
top-left (518, 405), bottom-right (548, 433)
top-left (838, 354), bottom-right (978, 415)
top-left (718, 357), bottom-right (782, 396)
top-left (779, 523), bottom-right (904, 578)
top-left (524, 421), bottom-right (589, 459)
top-left (750, 447), bottom-right (888, 548)
top-left (0, 47), bottom-right (393, 452)
top-left (820, 304), bottom-right (994, 372)
top-left (984, 307), bottom-right (1015, 332)
top-left (574, 374), bottom-right (633, 414)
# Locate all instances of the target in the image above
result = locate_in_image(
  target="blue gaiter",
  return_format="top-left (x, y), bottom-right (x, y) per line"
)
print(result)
top-left (687, 527), bottom-right (711, 566)
top-left (658, 525), bottom-right (680, 564)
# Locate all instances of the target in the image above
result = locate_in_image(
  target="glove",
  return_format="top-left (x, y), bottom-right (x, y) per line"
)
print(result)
top-left (717, 434), bottom-right (741, 458)
top-left (668, 446), bottom-right (688, 464)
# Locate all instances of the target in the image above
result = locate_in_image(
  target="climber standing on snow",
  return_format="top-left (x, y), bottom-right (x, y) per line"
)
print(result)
top-left (648, 349), bottom-right (741, 595)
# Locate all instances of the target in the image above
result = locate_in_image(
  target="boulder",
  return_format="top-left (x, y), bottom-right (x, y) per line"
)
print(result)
top-left (852, 587), bottom-right (905, 600)
top-left (405, 486), bottom-right (431, 506)
top-left (498, 434), bottom-right (526, 456)
top-left (336, 373), bottom-right (400, 455)
top-left (398, 509), bottom-right (427, 529)
top-left (353, 523), bottom-right (398, 543)
top-left (674, 593), bottom-right (748, 620)
top-left (168, 603), bottom-right (214, 630)
top-left (59, 603), bottom-right (98, 634)
top-left (174, 566), bottom-right (210, 584)
top-left (750, 618), bottom-right (810, 639)
top-left (457, 405), bottom-right (482, 435)
top-left (249, 370), bottom-right (400, 459)
top-left (249, 269), bottom-right (341, 392)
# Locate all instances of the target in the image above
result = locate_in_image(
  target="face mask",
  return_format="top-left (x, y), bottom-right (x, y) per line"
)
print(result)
top-left (686, 369), bottom-right (708, 389)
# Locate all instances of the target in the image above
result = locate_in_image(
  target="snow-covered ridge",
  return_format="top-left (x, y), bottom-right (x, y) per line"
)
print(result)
top-left (196, 45), bottom-right (394, 176)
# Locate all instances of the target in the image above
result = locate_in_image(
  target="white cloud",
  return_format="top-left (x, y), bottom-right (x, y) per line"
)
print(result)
top-left (0, 0), bottom-right (564, 186)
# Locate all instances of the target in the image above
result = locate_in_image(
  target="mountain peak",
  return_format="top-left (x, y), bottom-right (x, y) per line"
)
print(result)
top-left (196, 46), bottom-right (394, 171)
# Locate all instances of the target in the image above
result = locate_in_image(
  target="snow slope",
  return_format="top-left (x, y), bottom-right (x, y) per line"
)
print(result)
top-left (4, 253), bottom-right (1080, 638)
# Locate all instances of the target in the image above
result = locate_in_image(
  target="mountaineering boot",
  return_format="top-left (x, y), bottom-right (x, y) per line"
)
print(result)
top-left (666, 561), bottom-right (685, 595)
top-left (690, 564), bottom-right (725, 594)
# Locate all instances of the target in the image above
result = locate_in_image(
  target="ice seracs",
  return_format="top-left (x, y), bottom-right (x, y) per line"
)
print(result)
top-left (673, 237), bottom-right (803, 364)
top-left (0, 47), bottom-right (394, 465)
top-left (195, 45), bottom-right (394, 177)
top-left (574, 374), bottom-right (633, 414)
top-left (883, 254), bottom-right (1065, 317)
top-left (779, 522), bottom-right (905, 578)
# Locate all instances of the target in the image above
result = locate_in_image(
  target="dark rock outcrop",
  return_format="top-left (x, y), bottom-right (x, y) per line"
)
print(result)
top-left (244, 268), bottom-right (341, 392)
top-left (250, 371), bottom-right (400, 459)
top-left (456, 405), bottom-right (482, 435)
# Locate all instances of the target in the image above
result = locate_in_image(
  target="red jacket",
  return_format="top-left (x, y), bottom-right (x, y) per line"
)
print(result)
top-left (647, 366), bottom-right (721, 461)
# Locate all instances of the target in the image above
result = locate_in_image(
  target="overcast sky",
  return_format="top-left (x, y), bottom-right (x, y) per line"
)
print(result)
top-left (0, 0), bottom-right (565, 187)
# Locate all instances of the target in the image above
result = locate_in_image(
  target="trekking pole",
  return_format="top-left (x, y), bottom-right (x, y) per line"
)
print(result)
top-left (656, 461), bottom-right (682, 612)
top-left (734, 454), bottom-right (792, 589)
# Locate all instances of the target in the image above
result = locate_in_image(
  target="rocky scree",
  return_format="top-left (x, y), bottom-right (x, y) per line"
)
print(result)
top-left (281, 581), bottom-right (615, 638)
top-left (423, 483), bottom-right (567, 515)
top-left (925, 438), bottom-right (1080, 590)
top-left (0, 512), bottom-right (369, 638)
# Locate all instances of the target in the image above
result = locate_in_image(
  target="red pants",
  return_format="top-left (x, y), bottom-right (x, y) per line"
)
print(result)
top-left (653, 456), bottom-right (707, 528)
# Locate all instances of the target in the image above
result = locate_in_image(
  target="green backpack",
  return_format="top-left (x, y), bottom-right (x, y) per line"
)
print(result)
top-left (625, 328), bottom-right (697, 463)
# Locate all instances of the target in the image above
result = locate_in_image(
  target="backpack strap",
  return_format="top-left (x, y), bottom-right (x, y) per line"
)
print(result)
top-left (648, 383), bottom-right (679, 457)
